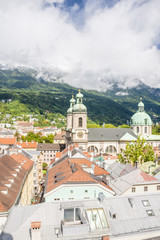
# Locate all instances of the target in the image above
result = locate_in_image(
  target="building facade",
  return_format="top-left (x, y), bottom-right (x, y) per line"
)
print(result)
top-left (66, 92), bottom-right (160, 154)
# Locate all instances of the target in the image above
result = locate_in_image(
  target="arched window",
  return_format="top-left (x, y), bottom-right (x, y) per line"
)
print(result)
top-left (87, 146), bottom-right (98, 153)
top-left (79, 117), bottom-right (83, 127)
top-left (137, 126), bottom-right (139, 134)
top-left (106, 145), bottom-right (117, 154)
top-left (145, 126), bottom-right (147, 134)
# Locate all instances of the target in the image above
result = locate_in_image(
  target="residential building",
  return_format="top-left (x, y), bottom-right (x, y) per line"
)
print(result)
top-left (44, 150), bottom-right (114, 202)
top-left (37, 143), bottom-right (64, 164)
top-left (0, 154), bottom-right (34, 230)
top-left (54, 131), bottom-right (66, 144)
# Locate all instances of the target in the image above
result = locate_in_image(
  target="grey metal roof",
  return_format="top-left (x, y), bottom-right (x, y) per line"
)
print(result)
top-left (109, 169), bottom-right (160, 195)
top-left (2, 193), bottom-right (160, 239)
top-left (88, 128), bottom-right (137, 141)
top-left (106, 162), bottom-right (136, 180)
top-left (37, 143), bottom-right (61, 151)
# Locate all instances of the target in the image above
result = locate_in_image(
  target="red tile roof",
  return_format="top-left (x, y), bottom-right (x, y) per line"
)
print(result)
top-left (46, 158), bottom-right (112, 194)
top-left (55, 152), bottom-right (62, 159)
top-left (11, 153), bottom-right (34, 171)
top-left (140, 171), bottom-right (157, 182)
top-left (16, 142), bottom-right (37, 149)
top-left (0, 138), bottom-right (16, 145)
top-left (82, 152), bottom-right (92, 158)
top-left (31, 222), bottom-right (41, 229)
top-left (54, 131), bottom-right (66, 140)
top-left (70, 158), bottom-right (109, 176)
top-left (0, 155), bottom-right (27, 212)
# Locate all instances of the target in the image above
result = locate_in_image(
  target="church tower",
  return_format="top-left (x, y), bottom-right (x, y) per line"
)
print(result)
top-left (66, 90), bottom-right (88, 150)
top-left (131, 98), bottom-right (152, 136)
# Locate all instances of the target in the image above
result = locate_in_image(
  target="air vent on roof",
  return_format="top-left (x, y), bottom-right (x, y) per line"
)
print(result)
top-left (55, 176), bottom-right (65, 183)
top-left (55, 172), bottom-right (63, 178)
top-left (109, 207), bottom-right (116, 219)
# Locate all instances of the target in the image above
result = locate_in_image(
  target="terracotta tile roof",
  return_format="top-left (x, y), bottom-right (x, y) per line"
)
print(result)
top-left (0, 138), bottom-right (16, 145)
top-left (16, 142), bottom-right (37, 149)
top-left (140, 171), bottom-right (157, 182)
top-left (82, 152), bottom-right (92, 158)
top-left (46, 158), bottom-right (112, 194)
top-left (55, 152), bottom-right (62, 159)
top-left (70, 158), bottom-right (109, 176)
top-left (11, 153), bottom-right (34, 171)
top-left (54, 131), bottom-right (66, 140)
top-left (0, 155), bottom-right (27, 212)
top-left (31, 221), bottom-right (41, 229)
top-left (17, 121), bottom-right (33, 127)
top-left (61, 144), bottom-right (78, 156)
top-left (50, 158), bottom-right (55, 165)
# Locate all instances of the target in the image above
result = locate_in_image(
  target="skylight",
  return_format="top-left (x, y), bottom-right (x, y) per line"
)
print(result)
top-left (142, 200), bottom-right (150, 207)
top-left (146, 210), bottom-right (155, 217)
top-left (86, 208), bottom-right (108, 230)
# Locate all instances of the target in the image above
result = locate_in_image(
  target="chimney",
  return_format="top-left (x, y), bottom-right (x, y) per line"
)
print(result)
top-left (91, 164), bottom-right (95, 175)
top-left (18, 146), bottom-right (22, 154)
top-left (68, 145), bottom-right (71, 158)
top-left (31, 222), bottom-right (41, 240)
top-left (148, 166), bottom-right (152, 175)
top-left (135, 161), bottom-right (139, 168)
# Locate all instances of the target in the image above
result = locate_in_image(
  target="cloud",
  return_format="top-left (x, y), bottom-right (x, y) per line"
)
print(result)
top-left (0, 0), bottom-right (160, 90)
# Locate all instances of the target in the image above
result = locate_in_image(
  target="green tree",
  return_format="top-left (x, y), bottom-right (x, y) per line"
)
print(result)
top-left (14, 130), bottom-right (21, 141)
top-left (105, 124), bottom-right (116, 128)
top-left (119, 136), bottom-right (155, 165)
top-left (118, 124), bottom-right (130, 128)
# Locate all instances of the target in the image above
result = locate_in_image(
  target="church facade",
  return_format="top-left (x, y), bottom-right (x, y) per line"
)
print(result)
top-left (66, 91), bottom-right (160, 155)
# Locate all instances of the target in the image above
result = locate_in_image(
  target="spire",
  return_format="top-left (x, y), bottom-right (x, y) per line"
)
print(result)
top-left (138, 97), bottom-right (144, 112)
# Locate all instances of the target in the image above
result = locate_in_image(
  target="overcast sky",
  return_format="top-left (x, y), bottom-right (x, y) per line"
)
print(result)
top-left (0, 0), bottom-right (160, 90)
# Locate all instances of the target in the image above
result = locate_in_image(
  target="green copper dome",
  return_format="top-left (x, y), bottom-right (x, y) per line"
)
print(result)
top-left (131, 100), bottom-right (152, 126)
top-left (72, 103), bottom-right (87, 113)
top-left (72, 90), bottom-right (87, 113)
top-left (76, 90), bottom-right (83, 98)
top-left (67, 96), bottom-right (76, 114)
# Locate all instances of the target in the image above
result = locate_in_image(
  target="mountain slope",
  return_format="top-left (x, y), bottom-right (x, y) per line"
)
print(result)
top-left (0, 67), bottom-right (160, 125)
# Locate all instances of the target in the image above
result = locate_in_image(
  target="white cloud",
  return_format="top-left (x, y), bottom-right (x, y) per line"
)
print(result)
top-left (0, 0), bottom-right (160, 90)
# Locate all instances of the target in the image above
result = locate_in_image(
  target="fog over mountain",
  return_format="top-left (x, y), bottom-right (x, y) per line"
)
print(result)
top-left (0, 0), bottom-right (160, 90)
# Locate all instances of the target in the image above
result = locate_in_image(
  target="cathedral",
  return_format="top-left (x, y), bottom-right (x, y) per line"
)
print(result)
top-left (66, 91), bottom-right (160, 155)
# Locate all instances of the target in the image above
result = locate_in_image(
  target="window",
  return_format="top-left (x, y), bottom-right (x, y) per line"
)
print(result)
top-left (144, 186), bottom-right (148, 192)
top-left (70, 190), bottom-right (73, 194)
top-left (145, 126), bottom-right (147, 134)
top-left (79, 117), bottom-right (83, 127)
top-left (85, 190), bottom-right (88, 193)
top-left (64, 208), bottom-right (81, 223)
top-left (137, 126), bottom-right (139, 133)
top-left (142, 200), bottom-right (150, 207)
top-left (132, 187), bottom-right (136, 192)
top-left (157, 185), bottom-right (160, 190)
top-left (106, 145), bottom-right (117, 154)
top-left (54, 198), bottom-right (60, 201)
top-left (146, 210), bottom-right (155, 216)
top-left (87, 146), bottom-right (98, 153)
top-left (145, 118), bottom-right (148, 125)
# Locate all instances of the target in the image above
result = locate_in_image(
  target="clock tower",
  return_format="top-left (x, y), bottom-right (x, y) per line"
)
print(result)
top-left (66, 90), bottom-right (88, 150)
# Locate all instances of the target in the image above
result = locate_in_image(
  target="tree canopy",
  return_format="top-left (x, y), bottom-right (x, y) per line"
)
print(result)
top-left (118, 136), bottom-right (155, 165)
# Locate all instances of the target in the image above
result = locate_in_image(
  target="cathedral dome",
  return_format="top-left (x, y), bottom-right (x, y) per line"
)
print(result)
top-left (72, 90), bottom-right (87, 113)
top-left (72, 103), bottom-right (87, 113)
top-left (131, 100), bottom-right (152, 126)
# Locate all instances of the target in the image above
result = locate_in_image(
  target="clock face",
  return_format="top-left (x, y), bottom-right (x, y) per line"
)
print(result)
top-left (77, 131), bottom-right (84, 138)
